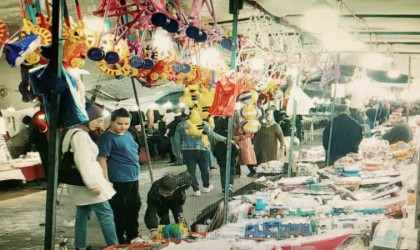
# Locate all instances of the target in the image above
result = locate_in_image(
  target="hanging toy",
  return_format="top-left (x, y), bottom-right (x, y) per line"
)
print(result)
top-left (179, 84), bottom-right (200, 108)
top-left (239, 90), bottom-right (261, 134)
top-left (0, 19), bottom-right (9, 49)
top-left (186, 109), bottom-right (210, 148)
top-left (4, 34), bottom-right (41, 67)
top-left (197, 87), bottom-right (215, 129)
top-left (33, 109), bottom-right (49, 133)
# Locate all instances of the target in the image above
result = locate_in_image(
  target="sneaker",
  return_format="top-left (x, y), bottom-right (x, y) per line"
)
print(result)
top-left (202, 185), bottom-right (214, 193)
top-left (222, 185), bottom-right (234, 192)
top-left (194, 190), bottom-right (201, 196)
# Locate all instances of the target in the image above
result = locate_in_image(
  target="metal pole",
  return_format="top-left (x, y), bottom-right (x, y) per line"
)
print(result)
top-left (287, 72), bottom-right (300, 177)
top-left (132, 78), bottom-right (154, 182)
top-left (223, 3), bottom-right (239, 225)
top-left (44, 0), bottom-right (63, 249)
top-left (326, 54), bottom-right (340, 167)
top-left (406, 56), bottom-right (412, 123)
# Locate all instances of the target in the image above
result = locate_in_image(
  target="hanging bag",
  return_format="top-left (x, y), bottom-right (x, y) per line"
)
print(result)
top-left (59, 130), bottom-right (85, 186)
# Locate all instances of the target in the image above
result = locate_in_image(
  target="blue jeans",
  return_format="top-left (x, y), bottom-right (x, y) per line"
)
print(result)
top-left (75, 201), bottom-right (118, 248)
top-left (182, 150), bottom-right (210, 191)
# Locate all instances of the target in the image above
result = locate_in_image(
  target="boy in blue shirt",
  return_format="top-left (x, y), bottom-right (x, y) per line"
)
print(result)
top-left (97, 108), bottom-right (141, 244)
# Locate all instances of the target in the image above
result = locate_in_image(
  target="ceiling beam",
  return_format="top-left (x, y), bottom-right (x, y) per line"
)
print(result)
top-left (361, 41), bottom-right (420, 45)
top-left (355, 31), bottom-right (420, 35)
top-left (286, 14), bottom-right (420, 19)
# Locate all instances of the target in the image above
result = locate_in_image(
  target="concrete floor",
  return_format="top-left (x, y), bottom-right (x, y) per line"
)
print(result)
top-left (0, 162), bottom-right (256, 250)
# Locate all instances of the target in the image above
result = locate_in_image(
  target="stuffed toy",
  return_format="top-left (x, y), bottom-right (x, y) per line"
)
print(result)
top-left (179, 84), bottom-right (200, 108)
top-left (185, 109), bottom-right (210, 148)
top-left (239, 90), bottom-right (260, 134)
top-left (197, 87), bottom-right (215, 129)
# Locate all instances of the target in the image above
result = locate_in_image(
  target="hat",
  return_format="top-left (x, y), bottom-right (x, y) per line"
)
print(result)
top-left (86, 103), bottom-right (104, 121)
top-left (159, 175), bottom-right (178, 192)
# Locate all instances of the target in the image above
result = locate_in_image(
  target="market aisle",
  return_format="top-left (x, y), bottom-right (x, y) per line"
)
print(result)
top-left (0, 162), bottom-right (255, 249)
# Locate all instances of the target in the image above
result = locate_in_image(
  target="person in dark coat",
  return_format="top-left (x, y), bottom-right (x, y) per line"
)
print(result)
top-left (166, 107), bottom-right (185, 165)
top-left (382, 112), bottom-right (413, 144)
top-left (212, 128), bottom-right (240, 194)
top-left (145, 172), bottom-right (191, 239)
top-left (322, 104), bottom-right (363, 165)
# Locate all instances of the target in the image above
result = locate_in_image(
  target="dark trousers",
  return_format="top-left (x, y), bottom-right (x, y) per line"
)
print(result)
top-left (109, 181), bottom-right (141, 243)
top-left (158, 204), bottom-right (184, 225)
top-left (219, 163), bottom-right (235, 189)
top-left (235, 164), bottom-right (256, 175)
top-left (182, 150), bottom-right (210, 191)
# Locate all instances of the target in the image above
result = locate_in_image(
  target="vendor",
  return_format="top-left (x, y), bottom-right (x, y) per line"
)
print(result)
top-left (382, 112), bottom-right (413, 144)
top-left (322, 104), bottom-right (363, 165)
top-left (144, 172), bottom-right (191, 239)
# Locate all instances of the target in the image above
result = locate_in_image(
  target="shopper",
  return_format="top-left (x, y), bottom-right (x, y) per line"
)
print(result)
top-left (253, 109), bottom-right (286, 165)
top-left (97, 108), bottom-right (141, 244)
top-left (232, 124), bottom-right (257, 177)
top-left (212, 118), bottom-right (240, 193)
top-left (166, 107), bottom-right (185, 165)
top-left (144, 172), bottom-right (191, 239)
top-left (382, 112), bottom-right (413, 144)
top-left (322, 104), bottom-right (363, 165)
top-left (174, 113), bottom-right (227, 196)
top-left (62, 103), bottom-right (118, 249)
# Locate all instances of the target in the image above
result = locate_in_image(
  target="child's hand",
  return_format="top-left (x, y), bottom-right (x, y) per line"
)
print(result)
top-left (90, 187), bottom-right (101, 196)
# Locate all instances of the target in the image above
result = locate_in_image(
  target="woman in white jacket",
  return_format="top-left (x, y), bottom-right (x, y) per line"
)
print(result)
top-left (62, 103), bottom-right (118, 250)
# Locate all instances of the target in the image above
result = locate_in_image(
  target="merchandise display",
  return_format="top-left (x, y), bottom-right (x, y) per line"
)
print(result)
top-left (113, 137), bottom-right (417, 250)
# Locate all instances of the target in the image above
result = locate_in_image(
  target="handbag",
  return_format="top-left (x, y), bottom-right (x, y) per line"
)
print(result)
top-left (59, 131), bottom-right (85, 186)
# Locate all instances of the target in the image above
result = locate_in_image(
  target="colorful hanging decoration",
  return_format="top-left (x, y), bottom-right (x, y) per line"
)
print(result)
top-left (185, 108), bottom-right (210, 148)
top-left (196, 86), bottom-right (215, 129)
top-left (208, 72), bottom-right (243, 117)
top-left (0, 19), bottom-right (9, 49)
top-left (4, 34), bottom-right (41, 67)
top-left (239, 90), bottom-right (261, 134)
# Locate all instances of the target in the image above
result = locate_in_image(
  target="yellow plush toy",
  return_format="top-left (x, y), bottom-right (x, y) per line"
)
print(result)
top-left (179, 84), bottom-right (200, 108)
top-left (185, 108), bottom-right (210, 148)
top-left (186, 109), bottom-right (203, 137)
top-left (197, 87), bottom-right (215, 129)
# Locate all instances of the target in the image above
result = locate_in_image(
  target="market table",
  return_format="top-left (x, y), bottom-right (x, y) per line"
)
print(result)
top-left (0, 164), bottom-right (45, 182)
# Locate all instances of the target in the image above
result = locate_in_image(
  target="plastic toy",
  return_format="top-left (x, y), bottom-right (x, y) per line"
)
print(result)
top-left (244, 220), bottom-right (313, 239)
top-left (288, 208), bottom-right (316, 217)
top-left (261, 207), bottom-right (286, 219)
top-left (0, 19), bottom-right (9, 48)
top-left (353, 208), bottom-right (385, 215)
top-left (370, 180), bottom-right (402, 200)
top-left (328, 207), bottom-right (348, 216)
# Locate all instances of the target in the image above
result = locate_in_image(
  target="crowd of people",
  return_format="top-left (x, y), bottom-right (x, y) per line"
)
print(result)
top-left (322, 101), bottom-right (414, 166)
top-left (58, 102), bottom-right (298, 249)
top-left (22, 95), bottom-right (417, 249)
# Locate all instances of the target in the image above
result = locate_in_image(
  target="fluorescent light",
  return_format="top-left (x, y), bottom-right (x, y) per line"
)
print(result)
top-left (152, 28), bottom-right (175, 60)
top-left (304, 0), bottom-right (339, 34)
top-left (102, 109), bottom-right (111, 117)
top-left (387, 61), bottom-right (400, 79)
top-left (360, 53), bottom-right (392, 69)
top-left (163, 101), bottom-right (173, 109)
